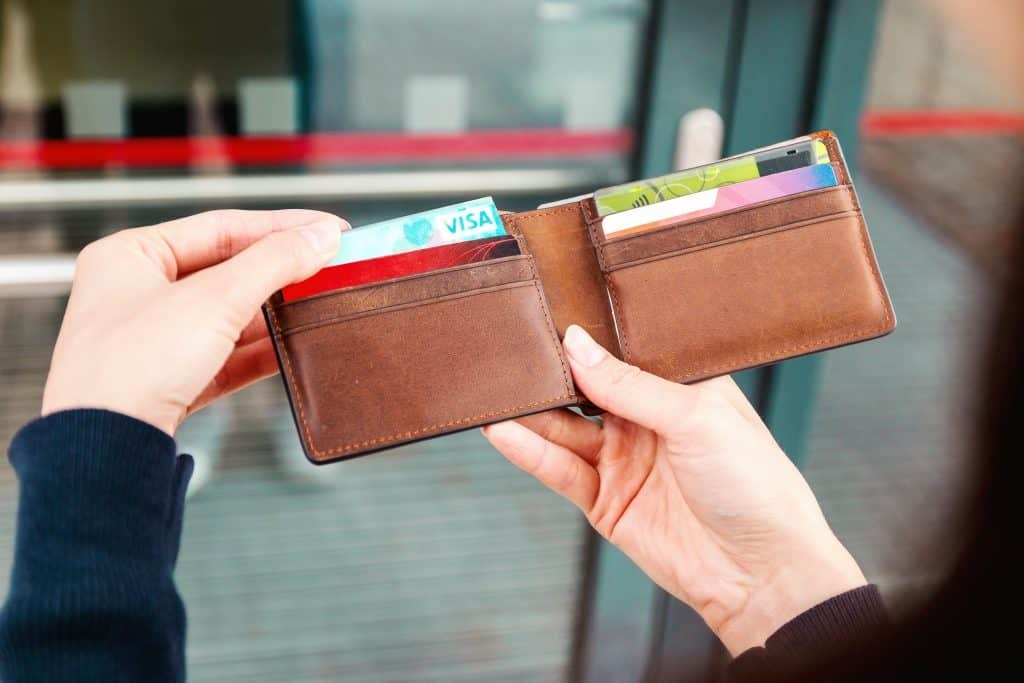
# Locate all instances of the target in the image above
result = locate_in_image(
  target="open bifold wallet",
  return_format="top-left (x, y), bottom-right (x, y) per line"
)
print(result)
top-left (263, 131), bottom-right (896, 464)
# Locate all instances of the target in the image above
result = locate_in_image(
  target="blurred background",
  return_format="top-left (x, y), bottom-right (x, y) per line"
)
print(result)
top-left (0, 1), bottom-right (1018, 681)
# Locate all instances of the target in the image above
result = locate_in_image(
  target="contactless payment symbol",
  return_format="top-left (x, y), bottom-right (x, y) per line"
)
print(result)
top-left (403, 217), bottom-right (434, 246)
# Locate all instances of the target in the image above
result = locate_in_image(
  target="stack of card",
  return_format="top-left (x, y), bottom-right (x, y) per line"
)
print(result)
top-left (282, 197), bottom-right (518, 301)
top-left (284, 136), bottom-right (838, 302)
top-left (592, 137), bottom-right (836, 240)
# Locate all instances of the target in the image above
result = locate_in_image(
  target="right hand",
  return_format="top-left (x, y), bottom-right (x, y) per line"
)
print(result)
top-left (42, 210), bottom-right (346, 436)
top-left (482, 325), bottom-right (865, 654)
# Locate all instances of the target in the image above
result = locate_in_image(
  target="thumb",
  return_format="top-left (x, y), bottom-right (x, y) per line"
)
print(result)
top-left (562, 324), bottom-right (700, 435)
top-left (184, 216), bottom-right (345, 319)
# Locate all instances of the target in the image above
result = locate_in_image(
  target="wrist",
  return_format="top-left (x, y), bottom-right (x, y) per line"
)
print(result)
top-left (42, 384), bottom-right (181, 438)
top-left (714, 537), bottom-right (867, 655)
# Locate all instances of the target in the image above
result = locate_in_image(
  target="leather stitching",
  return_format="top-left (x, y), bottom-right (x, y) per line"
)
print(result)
top-left (599, 185), bottom-right (854, 250)
top-left (854, 209), bottom-right (895, 329)
top-left (586, 206), bottom-right (633, 362)
top-left (505, 214), bottom-right (527, 252)
top-left (515, 204), bottom-right (588, 223)
top-left (605, 265), bottom-right (631, 362)
top-left (670, 323), bottom-right (892, 381)
top-left (529, 269), bottom-right (575, 400)
top-left (265, 301), bottom-right (318, 455)
top-left (512, 202), bottom-right (626, 374)
top-left (275, 255), bottom-right (530, 310)
top-left (300, 396), bottom-right (573, 457)
top-left (604, 210), bottom-right (861, 272)
top-left (504, 213), bottom-right (574, 397)
top-left (278, 280), bottom-right (535, 337)
top-left (639, 215), bottom-right (895, 381)
top-left (266, 257), bottom-right (577, 460)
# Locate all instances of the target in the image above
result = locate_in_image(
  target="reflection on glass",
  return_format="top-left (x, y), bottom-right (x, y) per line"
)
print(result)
top-left (1, 0), bottom-right (646, 174)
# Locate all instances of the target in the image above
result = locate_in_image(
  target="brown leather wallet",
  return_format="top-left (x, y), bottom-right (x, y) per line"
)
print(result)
top-left (263, 131), bottom-right (895, 463)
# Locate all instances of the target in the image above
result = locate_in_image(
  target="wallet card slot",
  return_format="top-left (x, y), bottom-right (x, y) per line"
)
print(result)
top-left (603, 213), bottom-right (895, 383)
top-left (278, 280), bottom-right (538, 336)
top-left (598, 184), bottom-right (859, 268)
top-left (604, 210), bottom-right (860, 273)
top-left (265, 264), bottom-right (576, 463)
top-left (271, 255), bottom-right (533, 332)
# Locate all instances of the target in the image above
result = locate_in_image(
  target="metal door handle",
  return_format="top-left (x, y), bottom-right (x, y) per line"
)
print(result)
top-left (675, 108), bottom-right (724, 170)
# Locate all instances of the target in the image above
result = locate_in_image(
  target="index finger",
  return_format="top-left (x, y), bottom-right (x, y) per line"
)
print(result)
top-left (146, 209), bottom-right (345, 279)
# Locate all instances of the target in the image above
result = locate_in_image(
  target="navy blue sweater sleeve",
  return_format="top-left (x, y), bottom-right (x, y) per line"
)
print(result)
top-left (0, 409), bottom-right (193, 683)
top-left (728, 584), bottom-right (889, 680)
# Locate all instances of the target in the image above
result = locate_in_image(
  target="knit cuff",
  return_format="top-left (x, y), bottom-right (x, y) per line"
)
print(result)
top-left (8, 409), bottom-right (192, 567)
top-left (728, 585), bottom-right (889, 680)
top-left (764, 584), bottom-right (889, 658)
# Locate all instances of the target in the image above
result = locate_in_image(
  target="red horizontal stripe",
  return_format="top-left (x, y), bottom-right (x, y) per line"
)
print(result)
top-left (0, 129), bottom-right (632, 171)
top-left (861, 109), bottom-right (1024, 136)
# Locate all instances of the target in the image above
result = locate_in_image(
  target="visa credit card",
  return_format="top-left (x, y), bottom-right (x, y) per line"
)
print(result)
top-left (601, 162), bottom-right (838, 239)
top-left (282, 235), bottom-right (520, 301)
top-left (326, 197), bottom-right (506, 267)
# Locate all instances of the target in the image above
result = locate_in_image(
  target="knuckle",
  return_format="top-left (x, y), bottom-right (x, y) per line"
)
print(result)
top-left (75, 232), bottom-right (125, 270)
top-left (211, 223), bottom-right (238, 263)
top-left (74, 242), bottom-right (101, 270)
top-left (76, 234), bottom-right (111, 260)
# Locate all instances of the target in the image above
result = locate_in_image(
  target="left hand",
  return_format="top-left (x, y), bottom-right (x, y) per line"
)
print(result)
top-left (42, 209), bottom-right (347, 436)
top-left (483, 325), bottom-right (865, 654)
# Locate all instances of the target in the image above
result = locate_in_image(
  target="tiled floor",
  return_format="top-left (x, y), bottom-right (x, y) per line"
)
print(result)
top-left (175, 434), bottom-right (585, 683)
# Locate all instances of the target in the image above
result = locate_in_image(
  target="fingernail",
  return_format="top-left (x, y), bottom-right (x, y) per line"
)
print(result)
top-left (564, 324), bottom-right (606, 368)
top-left (297, 219), bottom-right (341, 256)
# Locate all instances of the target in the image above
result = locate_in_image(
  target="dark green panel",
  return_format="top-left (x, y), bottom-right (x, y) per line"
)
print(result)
top-left (764, 355), bottom-right (824, 465)
top-left (762, 0), bottom-right (881, 465)
top-left (726, 0), bottom-right (822, 153)
top-left (733, 368), bottom-right (761, 405)
top-left (813, 0), bottom-right (882, 169)
top-left (579, 544), bottom-right (658, 683)
top-left (639, 0), bottom-right (739, 177)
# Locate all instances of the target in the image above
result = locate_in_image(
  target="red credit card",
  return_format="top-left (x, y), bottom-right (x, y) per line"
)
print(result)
top-left (282, 234), bottom-right (521, 301)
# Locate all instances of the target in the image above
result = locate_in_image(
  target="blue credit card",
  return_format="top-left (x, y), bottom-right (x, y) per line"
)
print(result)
top-left (329, 197), bottom-right (506, 266)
